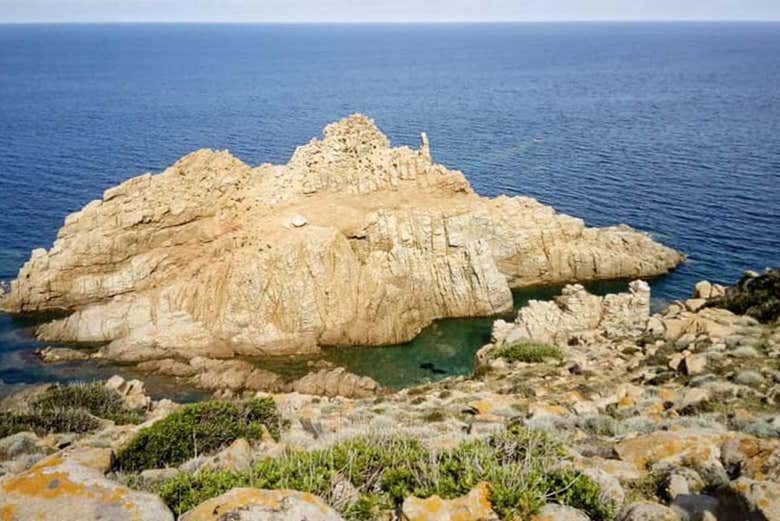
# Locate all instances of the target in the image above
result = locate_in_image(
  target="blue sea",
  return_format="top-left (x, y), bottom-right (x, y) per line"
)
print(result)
top-left (0, 23), bottom-right (778, 394)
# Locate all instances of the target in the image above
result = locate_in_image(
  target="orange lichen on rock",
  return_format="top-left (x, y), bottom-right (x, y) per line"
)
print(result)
top-left (179, 488), bottom-right (344, 521)
top-left (401, 482), bottom-right (498, 521)
top-left (0, 459), bottom-right (173, 521)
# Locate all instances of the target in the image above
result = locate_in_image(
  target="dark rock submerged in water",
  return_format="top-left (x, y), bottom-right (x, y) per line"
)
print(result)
top-left (419, 362), bottom-right (447, 375)
top-left (708, 268), bottom-right (780, 323)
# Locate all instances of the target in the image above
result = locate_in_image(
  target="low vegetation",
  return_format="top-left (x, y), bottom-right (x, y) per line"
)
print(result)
top-left (0, 382), bottom-right (142, 437)
top-left (153, 425), bottom-right (615, 520)
top-left (494, 341), bottom-right (564, 363)
top-left (708, 268), bottom-right (779, 323)
top-left (113, 398), bottom-right (281, 472)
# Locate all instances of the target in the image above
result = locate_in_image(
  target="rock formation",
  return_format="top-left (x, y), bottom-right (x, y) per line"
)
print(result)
top-left (1, 115), bottom-right (683, 364)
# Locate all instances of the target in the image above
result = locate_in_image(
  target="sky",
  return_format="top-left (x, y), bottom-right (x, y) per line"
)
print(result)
top-left (1, 0), bottom-right (779, 23)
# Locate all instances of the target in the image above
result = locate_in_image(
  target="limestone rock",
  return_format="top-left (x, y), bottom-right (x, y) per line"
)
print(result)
top-left (618, 501), bottom-right (680, 521)
top-left (614, 431), bottom-right (725, 478)
top-left (494, 280), bottom-right (651, 347)
top-left (669, 495), bottom-right (719, 521)
top-left (35, 346), bottom-right (91, 363)
top-left (729, 478), bottom-right (780, 521)
top-left (181, 438), bottom-right (253, 473)
top-left (186, 357), bottom-right (284, 393)
top-left (292, 367), bottom-right (379, 398)
top-left (1, 115), bottom-right (683, 362)
top-left (179, 487), bottom-right (345, 521)
top-left (401, 482), bottom-right (498, 521)
top-left (104, 375), bottom-right (150, 410)
top-left (720, 435), bottom-right (780, 481)
top-left (693, 281), bottom-right (713, 300)
top-left (0, 457), bottom-right (173, 521)
top-left (534, 503), bottom-right (591, 520)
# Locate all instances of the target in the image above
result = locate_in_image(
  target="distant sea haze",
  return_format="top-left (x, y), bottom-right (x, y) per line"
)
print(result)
top-left (0, 22), bottom-right (778, 391)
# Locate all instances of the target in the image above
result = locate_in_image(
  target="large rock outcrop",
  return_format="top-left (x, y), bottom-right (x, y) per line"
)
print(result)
top-left (0, 115), bottom-right (683, 361)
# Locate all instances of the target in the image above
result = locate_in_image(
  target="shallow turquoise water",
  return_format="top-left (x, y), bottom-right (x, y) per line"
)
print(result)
top-left (0, 282), bottom-right (633, 397)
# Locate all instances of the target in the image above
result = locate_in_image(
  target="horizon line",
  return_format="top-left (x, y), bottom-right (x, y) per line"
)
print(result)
top-left (2, 19), bottom-right (780, 25)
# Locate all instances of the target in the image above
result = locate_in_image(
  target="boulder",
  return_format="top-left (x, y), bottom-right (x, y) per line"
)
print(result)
top-left (181, 438), bottom-right (254, 473)
top-left (729, 478), bottom-right (780, 521)
top-left (669, 494), bottom-right (719, 521)
top-left (0, 457), bottom-right (173, 520)
top-left (618, 501), bottom-right (680, 521)
top-left (179, 487), bottom-right (344, 521)
top-left (0, 115), bottom-right (683, 363)
top-left (614, 431), bottom-right (727, 485)
top-left (104, 375), bottom-right (150, 410)
top-left (35, 346), bottom-right (91, 363)
top-left (720, 435), bottom-right (780, 481)
top-left (707, 268), bottom-right (780, 323)
top-left (292, 367), bottom-right (379, 398)
top-left (401, 482), bottom-right (498, 521)
top-left (534, 503), bottom-right (591, 520)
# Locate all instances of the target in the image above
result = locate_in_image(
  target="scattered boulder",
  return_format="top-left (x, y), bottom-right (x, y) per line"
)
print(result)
top-left (187, 357), bottom-right (284, 393)
top-left (181, 438), bottom-right (254, 473)
top-left (292, 367), bottom-right (379, 398)
top-left (618, 501), bottom-right (680, 521)
top-left (0, 458), bottom-right (174, 520)
top-left (104, 375), bottom-right (150, 410)
top-left (734, 370), bottom-right (765, 387)
top-left (729, 478), bottom-right (780, 521)
top-left (35, 347), bottom-right (91, 363)
top-left (401, 482), bottom-right (498, 521)
top-left (534, 503), bottom-right (591, 520)
top-left (677, 388), bottom-right (711, 413)
top-left (179, 487), bottom-right (345, 521)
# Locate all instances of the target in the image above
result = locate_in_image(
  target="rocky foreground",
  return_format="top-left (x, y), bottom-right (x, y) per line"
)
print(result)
top-left (0, 271), bottom-right (778, 520)
top-left (1, 115), bottom-right (681, 380)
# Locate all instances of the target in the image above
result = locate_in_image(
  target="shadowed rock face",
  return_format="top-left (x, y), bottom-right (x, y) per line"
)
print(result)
top-left (1, 115), bottom-right (684, 362)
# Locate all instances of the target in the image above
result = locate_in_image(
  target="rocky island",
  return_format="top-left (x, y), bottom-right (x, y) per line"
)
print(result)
top-left (0, 115), bottom-right (682, 394)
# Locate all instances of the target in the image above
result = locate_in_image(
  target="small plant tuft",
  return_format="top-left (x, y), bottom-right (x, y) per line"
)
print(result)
top-left (494, 341), bottom-right (564, 363)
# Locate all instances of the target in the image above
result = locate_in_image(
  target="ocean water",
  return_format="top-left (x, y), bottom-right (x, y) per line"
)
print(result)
top-left (0, 23), bottom-right (778, 393)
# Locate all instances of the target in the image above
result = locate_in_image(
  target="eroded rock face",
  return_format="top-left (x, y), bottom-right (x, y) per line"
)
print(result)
top-left (179, 487), bottom-right (345, 521)
top-left (1, 115), bottom-right (683, 362)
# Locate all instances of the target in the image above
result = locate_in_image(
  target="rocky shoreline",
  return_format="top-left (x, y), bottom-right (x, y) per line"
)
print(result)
top-left (1, 270), bottom-right (778, 520)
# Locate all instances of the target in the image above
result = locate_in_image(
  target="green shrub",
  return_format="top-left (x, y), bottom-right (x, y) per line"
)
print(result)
top-left (494, 341), bottom-right (564, 363)
top-left (0, 408), bottom-right (101, 438)
top-left (33, 382), bottom-right (144, 425)
top-left (155, 426), bottom-right (614, 520)
top-left (114, 398), bottom-right (280, 472)
top-left (0, 382), bottom-right (143, 438)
